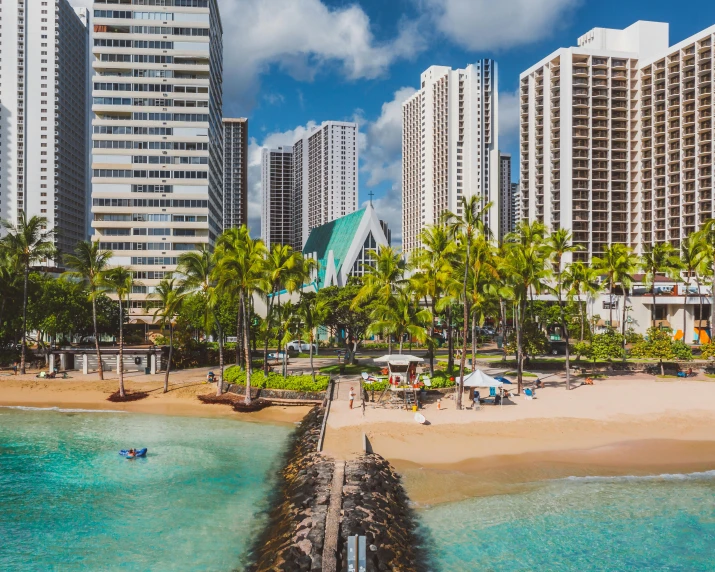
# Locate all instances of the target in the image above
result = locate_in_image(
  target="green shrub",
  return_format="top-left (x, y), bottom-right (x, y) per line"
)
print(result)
top-left (573, 341), bottom-right (592, 359)
top-left (671, 340), bottom-right (693, 361)
top-left (223, 365), bottom-right (329, 392)
top-left (701, 341), bottom-right (715, 360)
top-left (628, 327), bottom-right (692, 362)
top-left (591, 330), bottom-right (625, 361)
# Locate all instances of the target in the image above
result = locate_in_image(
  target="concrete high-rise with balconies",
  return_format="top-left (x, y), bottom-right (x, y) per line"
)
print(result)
top-left (222, 117), bottom-right (247, 230)
top-left (90, 0), bottom-right (223, 324)
top-left (498, 153), bottom-right (512, 241)
top-left (0, 1), bottom-right (89, 257)
top-left (402, 62), bottom-right (499, 254)
top-left (520, 21), bottom-right (715, 261)
top-left (261, 146), bottom-right (294, 248)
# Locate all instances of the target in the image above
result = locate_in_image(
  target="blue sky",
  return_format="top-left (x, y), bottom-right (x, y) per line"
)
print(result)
top-left (77, 0), bottom-right (715, 241)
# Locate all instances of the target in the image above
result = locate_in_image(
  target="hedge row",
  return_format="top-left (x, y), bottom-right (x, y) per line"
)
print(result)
top-left (223, 365), bottom-right (330, 392)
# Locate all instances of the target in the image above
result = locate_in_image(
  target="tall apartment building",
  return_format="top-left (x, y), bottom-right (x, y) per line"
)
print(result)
top-left (261, 146), bottom-right (293, 248)
top-left (292, 121), bottom-right (358, 249)
top-left (0, 1), bottom-right (89, 257)
top-left (498, 153), bottom-right (512, 241)
top-left (90, 0), bottom-right (223, 323)
top-left (519, 21), bottom-right (715, 262)
top-left (511, 182), bottom-right (520, 231)
top-left (402, 62), bottom-right (499, 254)
top-left (222, 117), bottom-right (248, 230)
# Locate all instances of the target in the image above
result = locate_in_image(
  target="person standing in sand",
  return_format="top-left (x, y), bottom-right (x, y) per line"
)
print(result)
top-left (349, 387), bottom-right (356, 409)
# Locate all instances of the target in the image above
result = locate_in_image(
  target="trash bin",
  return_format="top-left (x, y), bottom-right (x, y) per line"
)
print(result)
top-left (144, 367), bottom-right (151, 375)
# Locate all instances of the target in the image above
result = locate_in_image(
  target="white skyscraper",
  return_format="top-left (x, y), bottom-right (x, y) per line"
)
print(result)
top-left (520, 21), bottom-right (673, 262)
top-left (402, 62), bottom-right (499, 254)
top-left (0, 1), bottom-right (89, 256)
top-left (90, 0), bottom-right (223, 324)
top-left (292, 121), bottom-right (358, 249)
top-left (261, 146), bottom-right (294, 248)
top-left (223, 118), bottom-right (248, 230)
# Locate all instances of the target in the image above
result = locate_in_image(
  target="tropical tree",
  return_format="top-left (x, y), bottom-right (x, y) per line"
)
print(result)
top-left (702, 220), bottom-right (715, 333)
top-left (546, 229), bottom-right (581, 391)
top-left (296, 296), bottom-right (328, 381)
top-left (177, 246), bottom-right (225, 395)
top-left (152, 278), bottom-right (187, 393)
top-left (680, 234), bottom-right (706, 344)
top-left (215, 226), bottom-right (267, 406)
top-left (466, 235), bottom-right (499, 363)
top-left (0, 213), bottom-right (55, 374)
top-left (63, 241), bottom-right (113, 380)
top-left (562, 262), bottom-right (602, 342)
top-left (442, 196), bottom-right (491, 409)
top-left (101, 267), bottom-right (133, 397)
top-left (260, 244), bottom-right (301, 373)
top-left (409, 225), bottom-right (457, 375)
top-left (0, 251), bottom-right (18, 340)
top-left (368, 288), bottom-right (431, 354)
top-left (640, 243), bottom-right (682, 326)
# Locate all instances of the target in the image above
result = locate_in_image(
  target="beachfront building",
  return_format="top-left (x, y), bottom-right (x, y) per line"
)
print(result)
top-left (521, 21), bottom-right (715, 263)
top-left (90, 0), bottom-right (223, 325)
top-left (302, 202), bottom-right (391, 289)
top-left (498, 153), bottom-right (512, 241)
top-left (511, 182), bottom-right (520, 231)
top-left (261, 146), bottom-right (294, 248)
top-left (402, 61), bottom-right (499, 254)
top-left (0, 1), bottom-right (90, 256)
top-left (292, 121), bottom-right (359, 250)
top-left (222, 118), bottom-right (248, 230)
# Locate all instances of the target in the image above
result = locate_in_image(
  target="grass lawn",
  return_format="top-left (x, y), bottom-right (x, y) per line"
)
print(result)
top-left (505, 371), bottom-right (538, 378)
top-left (656, 375), bottom-right (679, 381)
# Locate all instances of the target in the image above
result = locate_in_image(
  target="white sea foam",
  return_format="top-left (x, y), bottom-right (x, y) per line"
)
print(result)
top-left (562, 470), bottom-right (715, 483)
top-left (0, 405), bottom-right (125, 414)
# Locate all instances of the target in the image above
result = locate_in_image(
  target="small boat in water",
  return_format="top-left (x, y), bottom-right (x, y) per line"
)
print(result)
top-left (119, 448), bottom-right (147, 458)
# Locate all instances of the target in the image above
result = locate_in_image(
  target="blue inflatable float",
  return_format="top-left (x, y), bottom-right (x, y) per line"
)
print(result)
top-left (119, 448), bottom-right (147, 458)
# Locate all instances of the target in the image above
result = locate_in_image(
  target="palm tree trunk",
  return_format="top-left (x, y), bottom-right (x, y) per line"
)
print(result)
top-left (309, 335), bottom-right (315, 381)
top-left (580, 297), bottom-right (585, 342)
top-left (429, 300), bottom-right (436, 376)
top-left (216, 316), bottom-right (224, 397)
top-left (458, 254), bottom-right (469, 410)
top-left (684, 274), bottom-right (690, 344)
top-left (240, 290), bottom-right (252, 405)
top-left (236, 306), bottom-right (242, 367)
top-left (118, 299), bottom-right (125, 398)
top-left (516, 298), bottom-right (524, 395)
top-left (609, 279), bottom-right (614, 326)
top-left (471, 313), bottom-right (477, 370)
top-left (20, 262), bottom-right (29, 375)
top-left (399, 335), bottom-right (403, 354)
top-left (92, 295), bottom-right (104, 381)
top-left (652, 280), bottom-right (657, 327)
top-left (621, 287), bottom-right (629, 360)
top-left (164, 324), bottom-right (172, 393)
top-left (696, 274), bottom-right (704, 344)
top-left (447, 306), bottom-right (454, 372)
top-left (263, 288), bottom-right (276, 374)
top-left (557, 268), bottom-right (571, 391)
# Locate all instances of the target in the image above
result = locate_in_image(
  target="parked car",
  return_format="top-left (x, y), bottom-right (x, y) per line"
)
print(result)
top-left (285, 340), bottom-right (317, 353)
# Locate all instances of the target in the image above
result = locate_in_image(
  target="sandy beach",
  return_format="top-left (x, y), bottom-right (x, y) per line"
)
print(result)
top-left (323, 376), bottom-right (715, 503)
top-left (0, 368), bottom-right (312, 425)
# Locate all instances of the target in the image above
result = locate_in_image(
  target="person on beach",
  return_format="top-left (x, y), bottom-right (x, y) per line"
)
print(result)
top-left (473, 389), bottom-right (480, 409)
top-left (349, 387), bottom-right (356, 409)
top-left (12, 362), bottom-right (18, 375)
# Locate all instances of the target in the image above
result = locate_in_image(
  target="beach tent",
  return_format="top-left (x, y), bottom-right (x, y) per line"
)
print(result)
top-left (460, 369), bottom-right (503, 388)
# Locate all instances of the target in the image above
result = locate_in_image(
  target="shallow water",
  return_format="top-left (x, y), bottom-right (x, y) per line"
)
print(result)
top-left (419, 471), bottom-right (715, 571)
top-left (0, 408), bottom-right (291, 571)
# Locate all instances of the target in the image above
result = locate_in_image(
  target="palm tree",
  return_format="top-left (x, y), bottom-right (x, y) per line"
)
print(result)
top-left (442, 196), bottom-right (491, 409)
top-left (215, 226), bottom-right (267, 406)
top-left (152, 278), bottom-right (187, 394)
top-left (368, 288), bottom-right (431, 354)
top-left (546, 229), bottom-right (582, 391)
top-left (177, 246), bottom-right (226, 396)
top-left (408, 225), bottom-right (457, 375)
top-left (592, 243), bottom-right (637, 328)
top-left (640, 243), bottom-right (683, 327)
top-left (352, 246), bottom-right (406, 353)
top-left (0, 213), bottom-right (55, 374)
top-left (63, 241), bottom-right (113, 380)
top-left (466, 235), bottom-right (499, 365)
top-left (260, 244), bottom-right (301, 374)
top-left (0, 251), bottom-right (18, 339)
top-left (562, 262), bottom-right (602, 342)
top-left (680, 235), bottom-right (706, 344)
top-left (101, 267), bottom-right (133, 398)
top-left (296, 296), bottom-right (328, 381)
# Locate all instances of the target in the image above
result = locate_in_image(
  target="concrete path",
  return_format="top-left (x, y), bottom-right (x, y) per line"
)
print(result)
top-left (322, 460), bottom-right (345, 572)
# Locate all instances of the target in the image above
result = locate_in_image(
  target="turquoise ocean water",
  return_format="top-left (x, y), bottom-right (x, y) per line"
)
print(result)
top-left (419, 471), bottom-right (715, 571)
top-left (0, 407), bottom-right (291, 571)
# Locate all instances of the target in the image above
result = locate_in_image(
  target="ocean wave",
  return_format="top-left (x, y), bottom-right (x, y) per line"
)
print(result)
top-left (0, 405), bottom-right (126, 414)
top-left (562, 470), bottom-right (715, 483)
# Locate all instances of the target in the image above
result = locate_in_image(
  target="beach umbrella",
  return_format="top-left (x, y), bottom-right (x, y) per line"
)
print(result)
top-left (494, 376), bottom-right (512, 384)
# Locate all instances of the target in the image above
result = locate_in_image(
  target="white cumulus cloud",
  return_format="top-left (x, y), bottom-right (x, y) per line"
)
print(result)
top-left (421, 0), bottom-right (581, 51)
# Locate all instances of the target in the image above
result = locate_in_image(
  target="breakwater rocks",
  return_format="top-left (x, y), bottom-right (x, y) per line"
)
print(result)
top-left (338, 454), bottom-right (426, 572)
top-left (246, 406), bottom-right (334, 571)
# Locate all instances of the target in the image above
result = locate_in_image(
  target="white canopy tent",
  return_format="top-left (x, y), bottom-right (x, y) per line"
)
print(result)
top-left (460, 369), bottom-right (505, 408)
top-left (374, 355), bottom-right (424, 365)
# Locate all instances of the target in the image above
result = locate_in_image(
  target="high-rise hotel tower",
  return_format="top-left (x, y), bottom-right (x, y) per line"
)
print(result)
top-left (520, 21), bottom-right (715, 262)
top-left (402, 62), bottom-right (499, 254)
top-left (0, 1), bottom-right (89, 256)
top-left (90, 0), bottom-right (223, 322)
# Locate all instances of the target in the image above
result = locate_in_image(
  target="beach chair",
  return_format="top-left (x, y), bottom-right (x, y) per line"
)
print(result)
top-left (524, 388), bottom-right (534, 400)
top-left (422, 375), bottom-right (432, 387)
